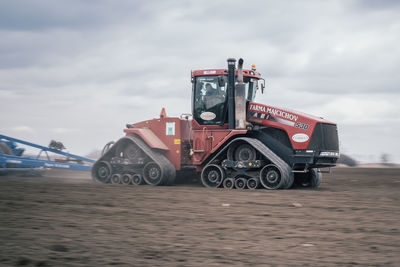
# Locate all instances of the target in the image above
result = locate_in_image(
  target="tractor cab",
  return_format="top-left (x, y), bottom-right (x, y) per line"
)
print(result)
top-left (191, 68), bottom-right (264, 126)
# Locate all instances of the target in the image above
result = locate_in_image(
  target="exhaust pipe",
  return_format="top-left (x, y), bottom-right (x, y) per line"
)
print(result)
top-left (237, 58), bottom-right (244, 83)
top-left (235, 58), bottom-right (247, 130)
top-left (227, 58), bottom-right (236, 130)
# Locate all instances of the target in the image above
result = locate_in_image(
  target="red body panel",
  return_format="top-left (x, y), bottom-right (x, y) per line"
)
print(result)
top-left (124, 128), bottom-right (169, 150)
top-left (125, 117), bottom-right (191, 171)
top-left (122, 68), bottom-right (337, 171)
top-left (123, 115), bottom-right (246, 171)
top-left (247, 102), bottom-right (335, 150)
top-left (191, 119), bottom-right (246, 167)
top-left (123, 102), bottom-right (337, 171)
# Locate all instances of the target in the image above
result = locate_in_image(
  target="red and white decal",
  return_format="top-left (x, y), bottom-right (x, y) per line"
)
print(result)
top-left (292, 133), bottom-right (309, 143)
top-left (200, 112), bottom-right (216, 121)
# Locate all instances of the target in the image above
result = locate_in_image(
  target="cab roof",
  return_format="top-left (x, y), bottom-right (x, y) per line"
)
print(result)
top-left (192, 69), bottom-right (261, 79)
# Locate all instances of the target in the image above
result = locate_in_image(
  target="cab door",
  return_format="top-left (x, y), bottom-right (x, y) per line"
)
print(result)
top-left (191, 75), bottom-right (228, 164)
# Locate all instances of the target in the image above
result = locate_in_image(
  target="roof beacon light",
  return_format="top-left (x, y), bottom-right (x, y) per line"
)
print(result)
top-left (251, 64), bottom-right (256, 70)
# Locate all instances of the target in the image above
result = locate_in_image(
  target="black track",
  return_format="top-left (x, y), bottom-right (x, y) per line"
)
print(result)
top-left (205, 137), bottom-right (294, 189)
top-left (92, 136), bottom-right (176, 186)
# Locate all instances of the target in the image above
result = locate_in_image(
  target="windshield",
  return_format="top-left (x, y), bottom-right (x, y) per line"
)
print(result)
top-left (193, 76), bottom-right (227, 125)
top-left (193, 75), bottom-right (260, 125)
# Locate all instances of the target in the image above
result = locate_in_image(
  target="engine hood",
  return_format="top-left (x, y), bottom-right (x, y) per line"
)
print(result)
top-left (247, 102), bottom-right (336, 150)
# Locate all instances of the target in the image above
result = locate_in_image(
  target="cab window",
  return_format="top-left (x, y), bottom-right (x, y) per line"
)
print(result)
top-left (193, 76), bottom-right (227, 125)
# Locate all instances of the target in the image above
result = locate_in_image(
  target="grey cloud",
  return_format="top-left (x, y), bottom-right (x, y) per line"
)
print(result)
top-left (353, 0), bottom-right (400, 10)
top-left (1, 0), bottom-right (399, 162)
top-left (0, 0), bottom-right (144, 31)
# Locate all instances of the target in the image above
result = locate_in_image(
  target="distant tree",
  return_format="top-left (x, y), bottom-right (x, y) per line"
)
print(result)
top-left (337, 154), bottom-right (357, 167)
top-left (381, 153), bottom-right (390, 165)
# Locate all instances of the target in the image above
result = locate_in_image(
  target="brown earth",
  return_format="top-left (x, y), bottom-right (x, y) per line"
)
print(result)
top-left (0, 168), bottom-right (399, 266)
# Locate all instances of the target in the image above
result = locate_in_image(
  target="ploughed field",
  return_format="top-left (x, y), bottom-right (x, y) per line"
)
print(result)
top-left (0, 168), bottom-right (399, 266)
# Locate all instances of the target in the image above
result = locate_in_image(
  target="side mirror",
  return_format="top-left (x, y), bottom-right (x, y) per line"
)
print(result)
top-left (260, 79), bottom-right (265, 94)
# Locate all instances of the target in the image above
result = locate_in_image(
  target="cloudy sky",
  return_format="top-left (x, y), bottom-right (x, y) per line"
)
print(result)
top-left (1, 0), bottom-right (399, 163)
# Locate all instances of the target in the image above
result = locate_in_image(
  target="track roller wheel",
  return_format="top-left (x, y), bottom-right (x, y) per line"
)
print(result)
top-left (132, 174), bottom-right (144, 185)
top-left (228, 143), bottom-right (257, 161)
top-left (121, 174), bottom-right (132, 185)
top-left (260, 164), bottom-right (284, 190)
top-left (223, 178), bottom-right (235, 189)
top-left (201, 164), bottom-right (225, 188)
top-left (247, 177), bottom-right (260, 190)
top-left (111, 174), bottom-right (122, 184)
top-left (235, 177), bottom-right (247, 190)
top-left (92, 161), bottom-right (112, 183)
top-left (143, 162), bottom-right (164, 186)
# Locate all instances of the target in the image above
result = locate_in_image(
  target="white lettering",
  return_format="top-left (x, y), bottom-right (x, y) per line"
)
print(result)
top-left (249, 104), bottom-right (265, 112)
top-left (249, 104), bottom-right (299, 122)
top-left (266, 107), bottom-right (298, 122)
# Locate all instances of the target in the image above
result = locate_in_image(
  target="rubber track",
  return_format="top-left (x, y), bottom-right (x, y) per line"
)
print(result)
top-left (206, 137), bottom-right (293, 189)
top-left (92, 135), bottom-right (176, 185)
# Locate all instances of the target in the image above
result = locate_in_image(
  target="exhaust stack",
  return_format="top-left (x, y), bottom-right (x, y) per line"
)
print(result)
top-left (235, 58), bottom-right (247, 129)
top-left (227, 58), bottom-right (236, 130)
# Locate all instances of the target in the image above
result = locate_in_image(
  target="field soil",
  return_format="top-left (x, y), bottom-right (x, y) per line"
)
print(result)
top-left (0, 168), bottom-right (399, 266)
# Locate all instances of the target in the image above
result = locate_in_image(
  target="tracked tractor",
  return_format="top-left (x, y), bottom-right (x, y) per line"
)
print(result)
top-left (92, 58), bottom-right (339, 189)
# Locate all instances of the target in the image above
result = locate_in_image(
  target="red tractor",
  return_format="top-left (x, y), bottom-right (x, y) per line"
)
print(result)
top-left (92, 58), bottom-right (339, 189)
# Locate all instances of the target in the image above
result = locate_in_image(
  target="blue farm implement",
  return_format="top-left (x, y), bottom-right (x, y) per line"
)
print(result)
top-left (0, 134), bottom-right (94, 175)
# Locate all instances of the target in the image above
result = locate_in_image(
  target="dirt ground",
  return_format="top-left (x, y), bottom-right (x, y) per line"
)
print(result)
top-left (0, 168), bottom-right (399, 266)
